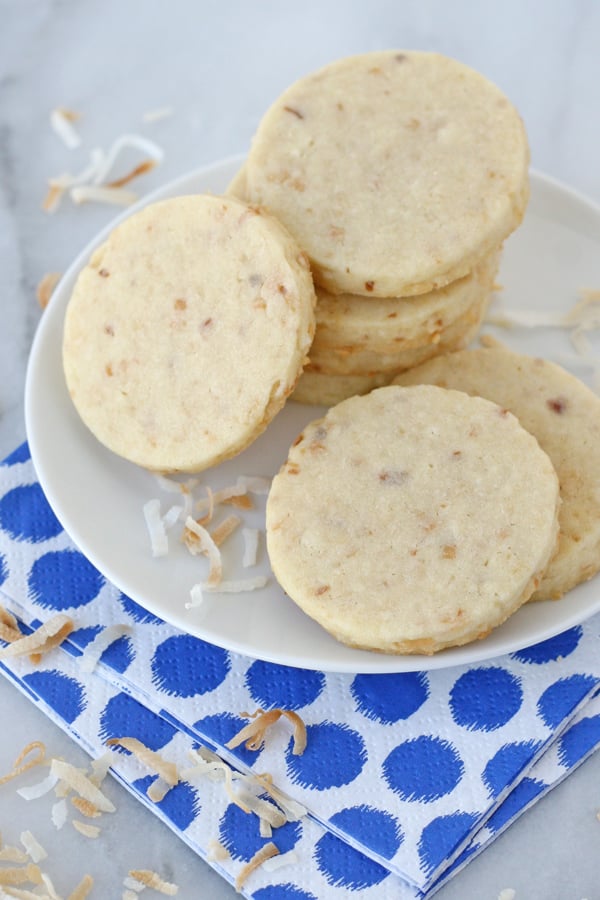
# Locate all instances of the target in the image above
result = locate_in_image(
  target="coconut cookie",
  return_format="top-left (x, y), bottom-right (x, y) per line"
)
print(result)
top-left (245, 51), bottom-right (529, 297)
top-left (266, 385), bottom-right (560, 654)
top-left (63, 194), bottom-right (316, 473)
top-left (394, 347), bottom-right (600, 600)
top-left (306, 290), bottom-right (489, 376)
top-left (291, 369), bottom-right (393, 406)
top-left (311, 251), bottom-right (499, 357)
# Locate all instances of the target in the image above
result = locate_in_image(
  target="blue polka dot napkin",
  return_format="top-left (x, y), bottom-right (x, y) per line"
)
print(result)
top-left (1, 443), bottom-right (600, 898)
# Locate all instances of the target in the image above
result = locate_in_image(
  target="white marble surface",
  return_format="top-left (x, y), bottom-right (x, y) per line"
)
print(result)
top-left (1, 1), bottom-right (600, 897)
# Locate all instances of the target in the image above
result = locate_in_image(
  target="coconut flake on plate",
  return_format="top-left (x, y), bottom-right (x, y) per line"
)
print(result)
top-left (242, 528), bottom-right (259, 568)
top-left (182, 517), bottom-right (222, 585)
top-left (201, 576), bottom-right (268, 593)
top-left (143, 499), bottom-right (169, 558)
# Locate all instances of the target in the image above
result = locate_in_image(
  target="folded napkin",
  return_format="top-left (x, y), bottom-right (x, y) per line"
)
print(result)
top-left (1, 442), bottom-right (600, 898)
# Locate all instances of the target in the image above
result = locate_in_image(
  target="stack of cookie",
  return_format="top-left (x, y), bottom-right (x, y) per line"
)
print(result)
top-left (235, 50), bottom-right (530, 404)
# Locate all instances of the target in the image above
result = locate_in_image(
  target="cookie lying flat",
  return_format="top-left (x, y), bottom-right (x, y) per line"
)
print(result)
top-left (394, 347), bottom-right (600, 600)
top-left (267, 385), bottom-right (560, 654)
top-left (246, 51), bottom-right (529, 297)
top-left (310, 251), bottom-right (499, 357)
top-left (63, 194), bottom-right (316, 473)
top-left (306, 290), bottom-right (489, 376)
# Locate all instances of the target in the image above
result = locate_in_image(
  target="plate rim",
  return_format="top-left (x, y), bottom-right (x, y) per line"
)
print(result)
top-left (24, 159), bottom-right (600, 673)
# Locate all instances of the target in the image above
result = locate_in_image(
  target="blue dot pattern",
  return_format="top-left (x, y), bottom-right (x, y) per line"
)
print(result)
top-left (254, 887), bottom-right (317, 900)
top-left (537, 674), bottom-right (598, 728)
top-left (383, 736), bottom-right (464, 802)
top-left (351, 672), bottom-right (429, 723)
top-left (285, 723), bottom-right (367, 790)
top-left (1, 442), bottom-right (30, 466)
top-left (450, 667), bottom-right (523, 731)
top-left (23, 669), bottom-right (86, 724)
top-left (512, 626), bottom-right (582, 664)
top-left (133, 775), bottom-right (200, 830)
top-left (246, 660), bottom-right (325, 710)
top-left (0, 484), bottom-right (63, 543)
top-left (194, 712), bottom-right (262, 766)
top-left (485, 777), bottom-right (546, 833)
top-left (219, 802), bottom-right (302, 861)
top-left (557, 714), bottom-right (600, 768)
top-left (151, 634), bottom-right (230, 698)
top-left (2, 453), bottom-right (600, 897)
top-left (119, 592), bottom-right (164, 625)
top-left (252, 883), bottom-right (317, 900)
top-left (28, 550), bottom-right (104, 610)
top-left (418, 812), bottom-right (479, 878)
top-left (328, 806), bottom-right (403, 860)
top-left (315, 829), bottom-right (390, 889)
top-left (99, 692), bottom-right (176, 750)
top-left (483, 740), bottom-right (544, 798)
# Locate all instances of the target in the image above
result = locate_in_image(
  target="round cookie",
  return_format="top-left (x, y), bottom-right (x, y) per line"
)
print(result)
top-left (311, 251), bottom-right (500, 356)
top-left (267, 385), bottom-right (560, 654)
top-left (306, 290), bottom-right (489, 375)
top-left (63, 194), bottom-right (316, 473)
top-left (246, 51), bottom-right (529, 297)
top-left (394, 346), bottom-right (600, 600)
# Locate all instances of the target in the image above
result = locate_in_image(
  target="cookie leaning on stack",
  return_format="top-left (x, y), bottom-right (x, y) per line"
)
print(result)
top-left (63, 194), bottom-right (316, 472)
top-left (394, 346), bottom-right (600, 601)
top-left (237, 50), bottom-right (529, 404)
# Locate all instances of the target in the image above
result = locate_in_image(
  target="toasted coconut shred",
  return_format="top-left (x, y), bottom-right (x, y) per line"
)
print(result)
top-left (49, 759), bottom-right (115, 813)
top-left (70, 797), bottom-right (100, 819)
top-left (71, 820), bottom-right (100, 840)
top-left (210, 515), bottom-right (242, 548)
top-left (0, 742), bottom-right (46, 788)
top-left (128, 870), bottom-right (178, 895)
top-left (79, 624), bottom-right (132, 673)
top-left (183, 517), bottom-right (223, 586)
top-left (106, 737), bottom-right (179, 801)
top-left (44, 132), bottom-right (164, 212)
top-left (36, 272), bottom-right (61, 310)
top-left (50, 107), bottom-right (82, 149)
top-left (235, 842), bottom-right (280, 892)
top-left (225, 709), bottom-right (308, 755)
top-left (0, 614), bottom-right (74, 663)
top-left (67, 874), bottom-right (94, 900)
top-left (0, 846), bottom-right (28, 863)
top-left (19, 831), bottom-right (47, 864)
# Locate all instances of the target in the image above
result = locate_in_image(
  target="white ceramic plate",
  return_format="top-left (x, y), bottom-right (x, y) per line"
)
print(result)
top-left (25, 157), bottom-right (600, 673)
